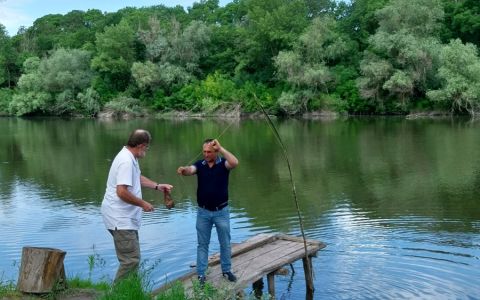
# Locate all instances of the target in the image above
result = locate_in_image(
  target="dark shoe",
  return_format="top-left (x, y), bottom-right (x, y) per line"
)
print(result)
top-left (197, 275), bottom-right (206, 286)
top-left (222, 271), bottom-right (237, 282)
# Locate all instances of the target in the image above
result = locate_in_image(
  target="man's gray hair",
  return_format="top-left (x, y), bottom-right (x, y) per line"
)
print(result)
top-left (127, 129), bottom-right (151, 147)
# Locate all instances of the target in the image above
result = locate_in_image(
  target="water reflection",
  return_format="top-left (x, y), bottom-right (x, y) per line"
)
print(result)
top-left (0, 117), bottom-right (479, 299)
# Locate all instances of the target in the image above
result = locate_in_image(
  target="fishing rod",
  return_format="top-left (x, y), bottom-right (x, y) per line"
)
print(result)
top-left (175, 106), bottom-right (315, 289)
top-left (252, 94), bottom-right (314, 290)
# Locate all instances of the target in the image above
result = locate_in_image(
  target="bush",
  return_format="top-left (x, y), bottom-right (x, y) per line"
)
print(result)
top-left (169, 84), bottom-right (200, 111)
top-left (78, 88), bottom-right (102, 117)
top-left (9, 91), bottom-right (51, 116)
top-left (277, 91), bottom-right (302, 115)
top-left (0, 88), bottom-right (13, 115)
top-left (161, 73), bottom-right (278, 115)
top-left (236, 81), bottom-right (275, 113)
top-left (102, 96), bottom-right (146, 117)
top-left (167, 72), bottom-right (236, 112)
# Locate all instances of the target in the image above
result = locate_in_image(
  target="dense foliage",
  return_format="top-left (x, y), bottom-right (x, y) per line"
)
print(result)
top-left (0, 0), bottom-right (479, 117)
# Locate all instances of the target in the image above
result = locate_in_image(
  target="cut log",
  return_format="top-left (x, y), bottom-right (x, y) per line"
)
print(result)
top-left (17, 247), bottom-right (67, 293)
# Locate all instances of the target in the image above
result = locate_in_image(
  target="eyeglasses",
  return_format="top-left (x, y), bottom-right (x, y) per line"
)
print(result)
top-left (142, 144), bottom-right (150, 151)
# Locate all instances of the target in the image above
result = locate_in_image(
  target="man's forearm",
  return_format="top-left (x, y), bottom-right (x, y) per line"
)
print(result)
top-left (117, 185), bottom-right (154, 212)
top-left (220, 147), bottom-right (238, 168)
top-left (140, 175), bottom-right (157, 189)
top-left (117, 186), bottom-right (143, 207)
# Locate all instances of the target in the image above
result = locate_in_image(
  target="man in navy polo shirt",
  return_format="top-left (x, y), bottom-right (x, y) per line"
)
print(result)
top-left (177, 138), bottom-right (239, 284)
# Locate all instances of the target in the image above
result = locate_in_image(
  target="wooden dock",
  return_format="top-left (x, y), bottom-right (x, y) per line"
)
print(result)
top-left (152, 233), bottom-right (326, 298)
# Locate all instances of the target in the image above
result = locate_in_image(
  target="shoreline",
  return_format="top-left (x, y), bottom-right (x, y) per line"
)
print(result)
top-left (0, 109), bottom-right (467, 120)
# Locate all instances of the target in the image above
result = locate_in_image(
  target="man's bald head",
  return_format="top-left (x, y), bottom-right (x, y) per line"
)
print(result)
top-left (127, 129), bottom-right (151, 147)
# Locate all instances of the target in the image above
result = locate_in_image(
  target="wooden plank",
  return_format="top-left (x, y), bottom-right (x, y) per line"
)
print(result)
top-left (237, 240), bottom-right (321, 285)
top-left (239, 243), bottom-right (305, 273)
top-left (277, 234), bottom-right (327, 250)
top-left (191, 240), bottom-right (301, 293)
top-left (206, 233), bottom-right (277, 265)
top-left (157, 241), bottom-right (295, 296)
top-left (215, 242), bottom-right (299, 281)
top-left (233, 241), bottom-right (299, 269)
top-left (151, 233), bottom-right (325, 297)
top-left (210, 241), bottom-right (305, 285)
top-left (241, 244), bottom-right (318, 287)
top-left (206, 238), bottom-right (319, 286)
top-left (232, 240), bottom-right (297, 268)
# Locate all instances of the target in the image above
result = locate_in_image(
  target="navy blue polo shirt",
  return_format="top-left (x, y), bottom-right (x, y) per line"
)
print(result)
top-left (194, 157), bottom-right (230, 209)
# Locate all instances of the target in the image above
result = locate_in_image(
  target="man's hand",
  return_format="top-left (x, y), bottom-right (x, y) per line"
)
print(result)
top-left (141, 200), bottom-right (154, 212)
top-left (177, 166), bottom-right (195, 176)
top-left (177, 166), bottom-right (187, 175)
top-left (157, 184), bottom-right (173, 193)
top-left (210, 139), bottom-right (222, 152)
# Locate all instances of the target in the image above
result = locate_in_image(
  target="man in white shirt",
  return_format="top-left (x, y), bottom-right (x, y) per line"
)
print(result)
top-left (101, 129), bottom-right (173, 283)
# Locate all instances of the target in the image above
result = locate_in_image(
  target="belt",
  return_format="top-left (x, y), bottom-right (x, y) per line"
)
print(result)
top-left (200, 202), bottom-right (228, 211)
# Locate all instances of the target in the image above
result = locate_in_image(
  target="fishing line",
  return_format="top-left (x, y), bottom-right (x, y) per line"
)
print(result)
top-left (252, 94), bottom-right (314, 288)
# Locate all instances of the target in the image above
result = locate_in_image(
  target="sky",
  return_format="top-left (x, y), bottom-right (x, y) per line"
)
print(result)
top-left (0, 0), bottom-right (228, 36)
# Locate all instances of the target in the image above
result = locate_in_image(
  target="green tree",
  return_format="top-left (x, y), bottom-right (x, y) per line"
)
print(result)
top-left (187, 0), bottom-right (220, 23)
top-left (304, 0), bottom-right (336, 18)
top-left (357, 0), bottom-right (444, 113)
top-left (274, 16), bottom-right (351, 114)
top-left (29, 14), bottom-right (64, 56)
top-left (9, 49), bottom-right (95, 116)
top-left (56, 9), bottom-right (106, 49)
top-left (40, 49), bottom-right (93, 94)
top-left (133, 18), bottom-right (210, 97)
top-left (0, 24), bottom-right (17, 87)
top-left (201, 0), bottom-right (248, 75)
top-left (339, 0), bottom-right (389, 49)
top-left (91, 21), bottom-right (136, 92)
top-left (441, 0), bottom-right (480, 47)
top-left (0, 88), bottom-right (13, 114)
top-left (427, 39), bottom-right (480, 115)
top-left (235, 0), bottom-right (309, 82)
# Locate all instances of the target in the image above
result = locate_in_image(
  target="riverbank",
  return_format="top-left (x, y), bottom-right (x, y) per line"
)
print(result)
top-left (0, 289), bottom-right (99, 300)
top-left (95, 107), bottom-right (460, 121)
top-left (1, 287), bottom-right (99, 300)
top-left (98, 109), bottom-right (461, 121)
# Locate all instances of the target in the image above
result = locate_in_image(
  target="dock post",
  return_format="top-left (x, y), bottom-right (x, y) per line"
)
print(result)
top-left (267, 271), bottom-right (276, 298)
top-left (302, 256), bottom-right (314, 299)
top-left (252, 278), bottom-right (264, 299)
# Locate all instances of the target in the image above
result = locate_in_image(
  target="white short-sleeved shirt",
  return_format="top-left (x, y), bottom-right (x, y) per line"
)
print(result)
top-left (101, 146), bottom-right (142, 230)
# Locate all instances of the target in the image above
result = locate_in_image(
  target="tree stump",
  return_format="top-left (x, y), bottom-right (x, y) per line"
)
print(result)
top-left (17, 247), bottom-right (67, 293)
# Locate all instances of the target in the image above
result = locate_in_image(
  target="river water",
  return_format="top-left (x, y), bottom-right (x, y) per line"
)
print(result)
top-left (0, 117), bottom-right (479, 299)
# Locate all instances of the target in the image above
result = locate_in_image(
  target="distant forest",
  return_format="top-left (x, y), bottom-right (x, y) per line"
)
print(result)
top-left (0, 0), bottom-right (479, 117)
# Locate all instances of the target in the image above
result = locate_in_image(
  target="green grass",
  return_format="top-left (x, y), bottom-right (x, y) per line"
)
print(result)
top-left (100, 273), bottom-right (151, 300)
top-left (0, 273), bottom-right (18, 298)
top-left (154, 281), bottom-right (187, 300)
top-left (154, 279), bottom-right (274, 300)
top-left (0, 249), bottom-right (273, 300)
top-left (154, 279), bottom-right (230, 300)
top-left (67, 276), bottom-right (110, 291)
top-left (0, 272), bottom-right (274, 300)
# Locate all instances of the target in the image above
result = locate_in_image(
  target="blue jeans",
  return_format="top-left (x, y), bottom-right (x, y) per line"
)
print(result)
top-left (196, 206), bottom-right (231, 276)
